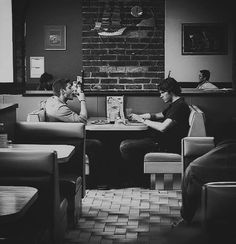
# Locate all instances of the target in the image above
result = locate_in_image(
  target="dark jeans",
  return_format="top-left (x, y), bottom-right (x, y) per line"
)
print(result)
top-left (120, 137), bottom-right (159, 187)
top-left (181, 141), bottom-right (236, 223)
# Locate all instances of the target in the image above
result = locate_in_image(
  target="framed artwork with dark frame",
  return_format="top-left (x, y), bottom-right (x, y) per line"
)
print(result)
top-left (182, 23), bottom-right (228, 55)
top-left (44, 25), bottom-right (66, 50)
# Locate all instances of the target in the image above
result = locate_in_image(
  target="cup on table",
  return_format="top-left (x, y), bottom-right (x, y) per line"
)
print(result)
top-left (125, 108), bottom-right (132, 119)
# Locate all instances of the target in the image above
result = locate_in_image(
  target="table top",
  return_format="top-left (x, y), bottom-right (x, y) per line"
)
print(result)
top-left (0, 186), bottom-right (38, 224)
top-left (0, 144), bottom-right (75, 164)
top-left (86, 117), bottom-right (148, 131)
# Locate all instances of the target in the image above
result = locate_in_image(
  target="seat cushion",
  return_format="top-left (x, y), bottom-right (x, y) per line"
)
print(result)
top-left (144, 152), bottom-right (181, 162)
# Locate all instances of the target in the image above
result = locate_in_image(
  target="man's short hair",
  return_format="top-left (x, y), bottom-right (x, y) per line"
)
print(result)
top-left (40, 72), bottom-right (53, 84)
top-left (200, 70), bottom-right (210, 80)
top-left (52, 79), bottom-right (71, 96)
top-left (158, 77), bottom-right (181, 96)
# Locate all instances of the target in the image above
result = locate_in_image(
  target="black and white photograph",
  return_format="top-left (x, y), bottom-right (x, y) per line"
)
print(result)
top-left (0, 0), bottom-right (236, 243)
top-left (182, 23), bottom-right (228, 55)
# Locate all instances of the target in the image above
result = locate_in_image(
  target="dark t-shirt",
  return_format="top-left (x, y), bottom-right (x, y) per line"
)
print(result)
top-left (160, 97), bottom-right (190, 153)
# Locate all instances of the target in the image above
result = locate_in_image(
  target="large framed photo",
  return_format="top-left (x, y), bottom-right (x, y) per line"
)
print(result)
top-left (106, 96), bottom-right (125, 121)
top-left (182, 23), bottom-right (228, 55)
top-left (44, 25), bottom-right (66, 50)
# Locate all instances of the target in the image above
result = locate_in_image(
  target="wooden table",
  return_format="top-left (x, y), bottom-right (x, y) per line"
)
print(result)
top-left (0, 186), bottom-right (38, 224)
top-left (86, 117), bottom-right (148, 131)
top-left (86, 117), bottom-right (149, 187)
top-left (0, 144), bottom-right (75, 164)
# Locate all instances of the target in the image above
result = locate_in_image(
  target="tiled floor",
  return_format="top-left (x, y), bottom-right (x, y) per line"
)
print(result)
top-left (65, 188), bottom-right (182, 244)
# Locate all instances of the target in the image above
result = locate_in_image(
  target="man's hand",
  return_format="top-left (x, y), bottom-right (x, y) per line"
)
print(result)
top-left (128, 113), bottom-right (145, 123)
top-left (77, 92), bottom-right (86, 102)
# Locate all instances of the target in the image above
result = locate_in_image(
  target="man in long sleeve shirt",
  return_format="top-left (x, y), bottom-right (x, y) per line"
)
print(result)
top-left (44, 78), bottom-right (103, 188)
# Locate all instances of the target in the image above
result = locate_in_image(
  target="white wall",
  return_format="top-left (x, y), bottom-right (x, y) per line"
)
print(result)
top-left (0, 0), bottom-right (13, 83)
top-left (165, 0), bottom-right (233, 84)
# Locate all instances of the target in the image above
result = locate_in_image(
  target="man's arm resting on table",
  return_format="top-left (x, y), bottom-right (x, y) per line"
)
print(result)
top-left (131, 112), bottom-right (164, 121)
top-left (143, 118), bottom-right (174, 133)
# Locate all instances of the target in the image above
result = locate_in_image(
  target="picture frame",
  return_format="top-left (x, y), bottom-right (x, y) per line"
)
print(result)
top-left (106, 96), bottom-right (125, 121)
top-left (44, 25), bottom-right (66, 50)
top-left (182, 23), bottom-right (228, 55)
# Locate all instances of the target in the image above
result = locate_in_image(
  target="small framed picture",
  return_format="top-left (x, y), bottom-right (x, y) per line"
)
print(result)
top-left (182, 23), bottom-right (228, 55)
top-left (106, 96), bottom-right (125, 121)
top-left (44, 25), bottom-right (66, 50)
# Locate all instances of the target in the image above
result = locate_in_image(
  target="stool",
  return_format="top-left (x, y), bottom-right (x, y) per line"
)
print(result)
top-left (144, 152), bottom-right (182, 190)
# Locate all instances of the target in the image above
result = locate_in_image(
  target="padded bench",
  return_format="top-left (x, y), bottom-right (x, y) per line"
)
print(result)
top-left (144, 105), bottom-right (207, 190)
top-left (16, 109), bottom-right (86, 228)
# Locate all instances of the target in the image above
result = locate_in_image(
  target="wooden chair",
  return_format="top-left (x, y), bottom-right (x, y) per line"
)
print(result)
top-left (144, 105), bottom-right (207, 190)
top-left (0, 150), bottom-right (67, 244)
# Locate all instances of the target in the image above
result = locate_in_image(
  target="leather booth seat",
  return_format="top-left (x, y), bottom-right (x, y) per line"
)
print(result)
top-left (144, 105), bottom-right (207, 190)
top-left (202, 181), bottom-right (236, 234)
top-left (0, 150), bottom-right (67, 244)
top-left (14, 120), bottom-right (86, 228)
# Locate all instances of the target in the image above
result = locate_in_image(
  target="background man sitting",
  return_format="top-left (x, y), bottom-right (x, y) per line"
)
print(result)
top-left (196, 70), bottom-right (218, 90)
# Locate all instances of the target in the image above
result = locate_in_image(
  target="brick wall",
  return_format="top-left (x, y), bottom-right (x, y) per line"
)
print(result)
top-left (82, 0), bottom-right (165, 92)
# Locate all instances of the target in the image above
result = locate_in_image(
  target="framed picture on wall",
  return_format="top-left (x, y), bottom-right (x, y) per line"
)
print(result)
top-left (44, 25), bottom-right (66, 50)
top-left (182, 23), bottom-right (228, 55)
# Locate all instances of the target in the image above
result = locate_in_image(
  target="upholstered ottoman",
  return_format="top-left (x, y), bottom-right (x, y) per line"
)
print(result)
top-left (144, 152), bottom-right (182, 190)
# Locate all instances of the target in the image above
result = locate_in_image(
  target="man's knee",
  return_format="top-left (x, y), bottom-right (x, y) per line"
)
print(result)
top-left (120, 139), bottom-right (136, 159)
top-left (86, 139), bottom-right (103, 151)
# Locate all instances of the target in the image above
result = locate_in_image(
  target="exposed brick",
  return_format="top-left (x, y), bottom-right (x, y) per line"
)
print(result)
top-left (131, 56), bottom-right (148, 60)
top-left (125, 85), bottom-right (142, 90)
top-left (101, 79), bottom-right (118, 84)
top-left (127, 73), bottom-right (145, 78)
top-left (143, 84), bottom-right (159, 89)
top-left (91, 72), bottom-right (108, 77)
top-left (109, 73), bottom-right (126, 77)
top-left (83, 61), bottom-right (107, 66)
top-left (109, 50), bottom-right (125, 55)
top-left (117, 56), bottom-right (130, 61)
top-left (100, 55), bottom-right (117, 60)
top-left (126, 67), bottom-right (148, 72)
top-left (82, 0), bottom-right (164, 92)
top-left (134, 79), bottom-right (150, 84)
top-left (119, 79), bottom-right (134, 84)
top-left (100, 84), bottom-right (125, 90)
top-left (91, 50), bottom-right (108, 55)
top-left (84, 78), bottom-right (100, 84)
top-left (84, 67), bottom-right (100, 73)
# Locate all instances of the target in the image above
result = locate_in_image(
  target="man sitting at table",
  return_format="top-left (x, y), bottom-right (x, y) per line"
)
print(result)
top-left (120, 77), bottom-right (190, 187)
top-left (44, 78), bottom-right (104, 188)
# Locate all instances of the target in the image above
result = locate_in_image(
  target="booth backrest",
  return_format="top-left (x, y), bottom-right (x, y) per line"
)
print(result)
top-left (0, 150), bottom-right (62, 243)
top-left (21, 109), bottom-right (86, 196)
top-left (182, 136), bottom-right (215, 173)
top-left (188, 105), bottom-right (206, 137)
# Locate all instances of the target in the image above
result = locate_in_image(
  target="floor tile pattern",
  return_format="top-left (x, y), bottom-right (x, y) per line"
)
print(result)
top-left (65, 188), bottom-right (182, 244)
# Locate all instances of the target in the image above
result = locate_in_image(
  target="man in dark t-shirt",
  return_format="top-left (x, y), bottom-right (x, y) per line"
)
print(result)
top-left (120, 77), bottom-right (190, 187)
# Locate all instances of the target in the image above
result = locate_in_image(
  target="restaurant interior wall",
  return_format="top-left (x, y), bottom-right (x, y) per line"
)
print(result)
top-left (165, 0), bottom-right (235, 86)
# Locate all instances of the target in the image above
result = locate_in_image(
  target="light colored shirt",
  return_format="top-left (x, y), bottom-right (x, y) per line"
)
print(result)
top-left (44, 96), bottom-right (87, 123)
top-left (197, 82), bottom-right (218, 90)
